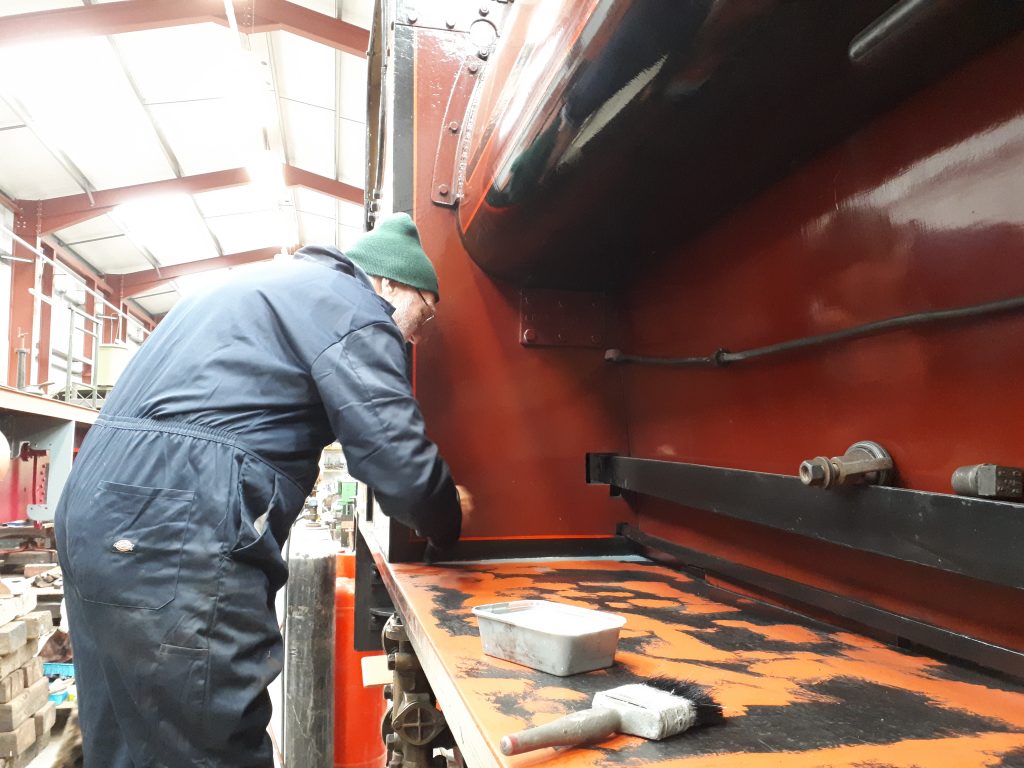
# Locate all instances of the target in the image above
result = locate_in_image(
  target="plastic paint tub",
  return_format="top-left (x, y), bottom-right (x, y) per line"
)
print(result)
top-left (471, 600), bottom-right (626, 676)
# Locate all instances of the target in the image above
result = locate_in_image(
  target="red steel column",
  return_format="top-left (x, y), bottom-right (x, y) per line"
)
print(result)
top-left (82, 277), bottom-right (96, 384)
top-left (36, 258), bottom-right (53, 388)
top-left (6, 215), bottom-right (38, 389)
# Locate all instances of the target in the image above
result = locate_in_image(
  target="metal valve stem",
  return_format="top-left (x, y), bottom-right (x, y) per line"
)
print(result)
top-left (799, 441), bottom-right (893, 489)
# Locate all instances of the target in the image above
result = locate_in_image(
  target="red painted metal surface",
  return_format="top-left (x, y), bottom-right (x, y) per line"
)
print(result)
top-left (0, 446), bottom-right (49, 524)
top-left (620, 33), bottom-right (1024, 648)
top-left (408, 29), bottom-right (631, 540)
top-left (334, 556), bottom-right (387, 768)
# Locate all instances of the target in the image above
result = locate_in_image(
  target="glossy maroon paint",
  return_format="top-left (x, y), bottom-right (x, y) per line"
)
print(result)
top-left (621, 33), bottom-right (1024, 648)
top-left (409, 30), bottom-right (632, 540)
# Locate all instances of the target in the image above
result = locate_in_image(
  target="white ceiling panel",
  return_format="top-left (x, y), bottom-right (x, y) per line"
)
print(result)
top-left (0, 1), bottom-right (80, 13)
top-left (0, 38), bottom-right (173, 189)
top-left (294, 187), bottom-right (339, 219)
top-left (0, 127), bottom-right (82, 199)
top-left (299, 211), bottom-right (338, 247)
top-left (149, 99), bottom-right (258, 176)
top-left (114, 195), bottom-right (219, 267)
top-left (113, 24), bottom-right (239, 105)
top-left (340, 0), bottom-right (373, 28)
top-left (206, 210), bottom-right (285, 254)
top-left (338, 117), bottom-right (367, 187)
top-left (133, 289), bottom-right (179, 316)
top-left (55, 214), bottom-right (123, 245)
top-left (337, 200), bottom-right (364, 228)
top-left (273, 32), bottom-right (335, 110)
top-left (72, 235), bottom-right (149, 274)
top-left (0, 101), bottom-right (21, 130)
top-left (338, 53), bottom-right (368, 122)
top-left (287, 0), bottom-right (336, 15)
top-left (194, 184), bottom-right (275, 218)
top-left (338, 223), bottom-right (363, 251)
top-left (283, 100), bottom-right (335, 178)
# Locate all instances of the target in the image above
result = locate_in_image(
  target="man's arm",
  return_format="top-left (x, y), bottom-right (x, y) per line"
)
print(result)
top-left (311, 322), bottom-right (461, 547)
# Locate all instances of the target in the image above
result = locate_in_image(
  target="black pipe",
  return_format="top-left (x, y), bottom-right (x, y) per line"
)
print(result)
top-left (606, 294), bottom-right (1024, 367)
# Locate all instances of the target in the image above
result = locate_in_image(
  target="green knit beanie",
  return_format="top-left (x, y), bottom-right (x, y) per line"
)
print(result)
top-left (346, 213), bottom-right (440, 299)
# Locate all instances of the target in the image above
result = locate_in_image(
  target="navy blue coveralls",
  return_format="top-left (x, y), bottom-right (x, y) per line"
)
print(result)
top-left (54, 247), bottom-right (461, 767)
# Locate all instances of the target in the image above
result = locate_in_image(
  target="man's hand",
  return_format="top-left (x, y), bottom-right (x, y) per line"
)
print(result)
top-left (456, 484), bottom-right (474, 529)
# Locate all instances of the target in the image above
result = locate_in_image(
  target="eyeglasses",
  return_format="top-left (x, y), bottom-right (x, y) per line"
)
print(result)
top-left (416, 289), bottom-right (435, 325)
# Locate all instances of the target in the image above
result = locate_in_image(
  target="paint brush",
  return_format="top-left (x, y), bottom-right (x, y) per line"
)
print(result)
top-left (499, 677), bottom-right (724, 756)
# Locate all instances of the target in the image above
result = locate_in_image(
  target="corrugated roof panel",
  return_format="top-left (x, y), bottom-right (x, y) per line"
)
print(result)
top-left (71, 235), bottom-right (150, 275)
top-left (0, 38), bottom-right (174, 189)
top-left (0, 127), bottom-right (83, 199)
top-left (113, 24), bottom-right (238, 105)
top-left (337, 117), bottom-right (366, 187)
top-left (148, 99), bottom-right (258, 176)
top-left (273, 31), bottom-right (335, 111)
top-left (282, 99), bottom-right (335, 178)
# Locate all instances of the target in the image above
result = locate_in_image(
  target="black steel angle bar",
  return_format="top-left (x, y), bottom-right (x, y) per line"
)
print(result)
top-left (588, 454), bottom-right (1024, 590)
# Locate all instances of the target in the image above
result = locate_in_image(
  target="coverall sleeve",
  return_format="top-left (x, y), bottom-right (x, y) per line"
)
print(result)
top-left (310, 322), bottom-right (461, 547)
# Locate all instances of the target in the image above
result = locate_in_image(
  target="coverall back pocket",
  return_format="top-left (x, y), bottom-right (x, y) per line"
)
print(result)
top-left (68, 481), bottom-right (195, 610)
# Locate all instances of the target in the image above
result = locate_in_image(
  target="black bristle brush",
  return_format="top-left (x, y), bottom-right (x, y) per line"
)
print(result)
top-left (500, 677), bottom-right (725, 756)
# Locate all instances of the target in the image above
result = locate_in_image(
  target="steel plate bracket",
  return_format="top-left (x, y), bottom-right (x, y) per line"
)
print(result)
top-left (520, 289), bottom-right (609, 348)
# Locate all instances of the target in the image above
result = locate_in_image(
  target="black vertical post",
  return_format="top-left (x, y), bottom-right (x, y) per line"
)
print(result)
top-left (285, 529), bottom-right (337, 766)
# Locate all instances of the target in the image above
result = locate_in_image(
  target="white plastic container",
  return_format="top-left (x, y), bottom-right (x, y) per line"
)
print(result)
top-left (471, 600), bottom-right (626, 676)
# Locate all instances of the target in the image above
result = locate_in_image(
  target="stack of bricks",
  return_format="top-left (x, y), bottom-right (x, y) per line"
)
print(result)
top-left (0, 588), bottom-right (56, 767)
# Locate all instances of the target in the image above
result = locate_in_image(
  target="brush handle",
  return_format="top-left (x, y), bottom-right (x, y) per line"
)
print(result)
top-left (500, 709), bottom-right (621, 756)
